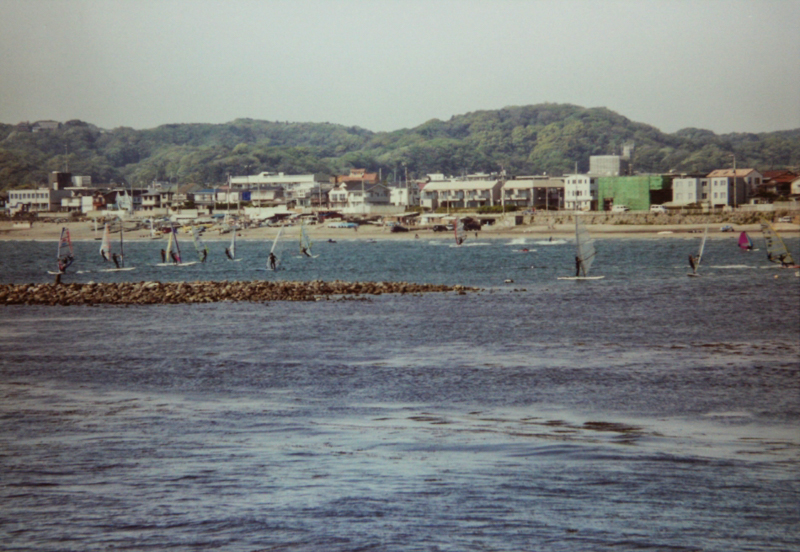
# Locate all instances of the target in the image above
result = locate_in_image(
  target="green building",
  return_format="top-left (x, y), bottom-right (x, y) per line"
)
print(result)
top-left (596, 175), bottom-right (674, 211)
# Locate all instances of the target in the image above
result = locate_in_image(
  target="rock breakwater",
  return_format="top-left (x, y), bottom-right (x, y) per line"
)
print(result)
top-left (0, 280), bottom-right (476, 306)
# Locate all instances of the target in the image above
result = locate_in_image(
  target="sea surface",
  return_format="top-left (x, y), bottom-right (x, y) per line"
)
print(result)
top-left (1, 233), bottom-right (799, 551)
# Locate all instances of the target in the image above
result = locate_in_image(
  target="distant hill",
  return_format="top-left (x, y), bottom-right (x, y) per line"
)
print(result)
top-left (1, 104), bottom-right (798, 191)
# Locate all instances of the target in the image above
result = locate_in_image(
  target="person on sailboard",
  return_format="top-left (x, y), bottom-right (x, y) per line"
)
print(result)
top-left (58, 254), bottom-right (74, 273)
top-left (225, 247), bottom-right (233, 260)
top-left (171, 252), bottom-right (179, 264)
top-left (688, 254), bottom-right (697, 274)
top-left (300, 246), bottom-right (311, 257)
top-left (201, 248), bottom-right (208, 263)
top-left (268, 252), bottom-right (278, 270)
top-left (575, 256), bottom-right (582, 277)
top-left (112, 253), bottom-right (121, 268)
top-left (101, 250), bottom-right (108, 262)
top-left (160, 249), bottom-right (167, 263)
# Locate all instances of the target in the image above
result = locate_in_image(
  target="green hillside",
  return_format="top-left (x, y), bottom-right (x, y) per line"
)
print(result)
top-left (1, 104), bottom-right (798, 191)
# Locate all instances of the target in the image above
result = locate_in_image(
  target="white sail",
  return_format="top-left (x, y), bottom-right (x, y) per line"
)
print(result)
top-left (165, 228), bottom-right (174, 262)
top-left (575, 216), bottom-right (597, 276)
top-left (454, 217), bottom-right (466, 246)
top-left (696, 224), bottom-right (709, 269)
top-left (229, 225), bottom-right (237, 259)
top-left (300, 223), bottom-right (312, 256)
top-left (761, 222), bottom-right (795, 265)
top-left (118, 221), bottom-right (125, 267)
top-left (192, 228), bottom-right (208, 262)
top-left (100, 224), bottom-right (111, 261)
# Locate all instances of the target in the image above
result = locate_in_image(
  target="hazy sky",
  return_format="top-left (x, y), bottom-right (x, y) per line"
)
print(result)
top-left (1, 0), bottom-right (798, 134)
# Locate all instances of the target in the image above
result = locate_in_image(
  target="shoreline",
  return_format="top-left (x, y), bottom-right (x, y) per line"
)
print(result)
top-left (1, 220), bottom-right (798, 243)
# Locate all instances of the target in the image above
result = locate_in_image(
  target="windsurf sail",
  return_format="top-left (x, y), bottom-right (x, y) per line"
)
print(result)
top-left (118, 221), bottom-right (125, 267)
top-left (164, 227), bottom-right (182, 264)
top-left (100, 223), bottom-right (111, 261)
top-left (229, 224), bottom-right (237, 259)
top-left (690, 225), bottom-right (708, 275)
top-left (454, 217), bottom-right (466, 246)
top-left (575, 216), bottom-right (597, 276)
top-left (761, 222), bottom-right (795, 266)
top-left (56, 227), bottom-right (74, 272)
top-left (192, 227), bottom-right (209, 262)
top-left (172, 228), bottom-right (183, 264)
top-left (299, 223), bottom-right (312, 256)
top-left (738, 231), bottom-right (753, 250)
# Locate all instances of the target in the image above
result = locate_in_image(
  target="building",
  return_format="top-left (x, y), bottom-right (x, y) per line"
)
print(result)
top-left (564, 174), bottom-right (598, 211)
top-left (706, 169), bottom-right (759, 207)
top-left (596, 175), bottom-right (673, 211)
top-left (791, 176), bottom-right (800, 199)
top-left (7, 188), bottom-right (57, 215)
top-left (229, 172), bottom-right (329, 209)
top-left (589, 155), bottom-right (629, 176)
top-left (389, 184), bottom-right (420, 207)
top-left (328, 182), bottom-right (390, 212)
top-left (760, 170), bottom-right (798, 198)
top-left (420, 177), bottom-right (503, 210)
top-left (672, 175), bottom-right (709, 206)
top-left (501, 176), bottom-right (564, 210)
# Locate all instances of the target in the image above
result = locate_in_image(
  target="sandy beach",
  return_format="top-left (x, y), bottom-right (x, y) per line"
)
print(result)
top-left (1, 218), bottom-right (797, 243)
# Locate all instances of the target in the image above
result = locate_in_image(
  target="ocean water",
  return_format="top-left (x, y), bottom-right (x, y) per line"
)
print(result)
top-left (1, 234), bottom-right (799, 551)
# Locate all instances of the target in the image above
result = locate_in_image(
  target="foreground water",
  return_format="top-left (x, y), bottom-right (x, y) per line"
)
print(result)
top-left (1, 235), bottom-right (799, 551)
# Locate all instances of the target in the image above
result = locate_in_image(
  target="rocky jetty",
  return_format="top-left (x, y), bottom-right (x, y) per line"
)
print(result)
top-left (0, 280), bottom-right (476, 306)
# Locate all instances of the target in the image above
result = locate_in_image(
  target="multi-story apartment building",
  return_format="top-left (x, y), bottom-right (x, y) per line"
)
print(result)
top-left (564, 174), bottom-right (598, 211)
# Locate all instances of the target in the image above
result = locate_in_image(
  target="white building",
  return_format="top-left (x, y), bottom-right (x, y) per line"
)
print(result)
top-left (672, 176), bottom-right (708, 206)
top-left (328, 182), bottom-right (391, 213)
top-left (420, 178), bottom-right (503, 210)
top-left (564, 174), bottom-right (598, 211)
top-left (589, 155), bottom-right (629, 176)
top-left (7, 187), bottom-right (71, 215)
top-left (389, 185), bottom-right (420, 207)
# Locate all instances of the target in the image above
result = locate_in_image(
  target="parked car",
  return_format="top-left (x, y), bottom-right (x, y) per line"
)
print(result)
top-left (611, 205), bottom-right (629, 213)
top-left (720, 225), bottom-right (735, 232)
top-left (432, 225), bottom-right (448, 232)
top-left (650, 205), bottom-right (668, 213)
top-left (778, 216), bottom-right (793, 223)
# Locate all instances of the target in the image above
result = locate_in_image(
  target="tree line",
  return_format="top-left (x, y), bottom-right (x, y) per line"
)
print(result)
top-left (1, 103), bottom-right (798, 192)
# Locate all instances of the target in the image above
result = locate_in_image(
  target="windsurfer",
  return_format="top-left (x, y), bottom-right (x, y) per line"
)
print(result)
top-left (575, 256), bottom-right (582, 277)
top-left (688, 254), bottom-right (697, 273)
top-left (202, 249), bottom-right (208, 263)
top-left (101, 250), bottom-right (108, 262)
top-left (225, 247), bottom-right (233, 260)
top-left (171, 252), bottom-right (179, 265)
top-left (58, 254), bottom-right (74, 273)
top-left (160, 249), bottom-right (166, 263)
top-left (301, 246), bottom-right (311, 257)
top-left (268, 252), bottom-right (278, 270)
top-left (112, 253), bottom-right (121, 268)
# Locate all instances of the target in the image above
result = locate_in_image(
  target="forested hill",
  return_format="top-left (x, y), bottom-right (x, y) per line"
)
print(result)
top-left (1, 103), bottom-right (798, 191)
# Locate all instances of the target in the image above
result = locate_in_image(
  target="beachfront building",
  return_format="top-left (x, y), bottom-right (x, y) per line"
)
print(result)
top-left (501, 176), bottom-right (565, 210)
top-left (229, 172), bottom-right (330, 209)
top-left (389, 184), bottom-right (420, 207)
top-left (420, 177), bottom-right (503, 211)
top-left (564, 174), bottom-right (598, 211)
top-left (6, 188), bottom-right (63, 215)
top-left (596, 175), bottom-right (673, 211)
top-left (328, 182), bottom-right (390, 213)
top-left (791, 176), bottom-right (800, 199)
top-left (672, 176), bottom-right (708, 206)
top-left (706, 169), bottom-right (758, 207)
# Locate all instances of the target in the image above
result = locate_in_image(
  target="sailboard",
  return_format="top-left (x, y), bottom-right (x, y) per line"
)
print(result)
top-left (687, 224), bottom-right (709, 277)
top-left (738, 231), bottom-right (755, 251)
top-left (454, 217), bottom-right (466, 246)
top-left (48, 227), bottom-right (75, 274)
top-left (761, 222), bottom-right (798, 267)
top-left (266, 227), bottom-right (283, 270)
top-left (299, 223), bottom-right (318, 258)
top-left (192, 227), bottom-right (209, 263)
top-left (558, 215), bottom-right (603, 280)
top-left (100, 219), bottom-right (136, 272)
top-left (157, 227), bottom-right (197, 267)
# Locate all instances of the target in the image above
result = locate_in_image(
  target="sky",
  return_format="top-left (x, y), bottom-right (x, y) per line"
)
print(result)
top-left (1, 0), bottom-right (799, 135)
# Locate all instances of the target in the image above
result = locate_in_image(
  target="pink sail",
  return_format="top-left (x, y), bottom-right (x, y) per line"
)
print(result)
top-left (738, 231), bottom-right (753, 250)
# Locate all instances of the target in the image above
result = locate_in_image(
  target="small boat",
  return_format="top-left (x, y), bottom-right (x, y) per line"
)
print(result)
top-left (99, 220), bottom-right (136, 272)
top-left (48, 227), bottom-right (75, 274)
top-left (558, 215), bottom-right (604, 280)
top-left (761, 222), bottom-right (799, 268)
top-left (267, 227), bottom-right (283, 270)
top-left (157, 227), bottom-right (197, 267)
top-left (454, 217), bottom-right (466, 246)
top-left (738, 231), bottom-right (756, 251)
top-left (687, 225), bottom-right (709, 277)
